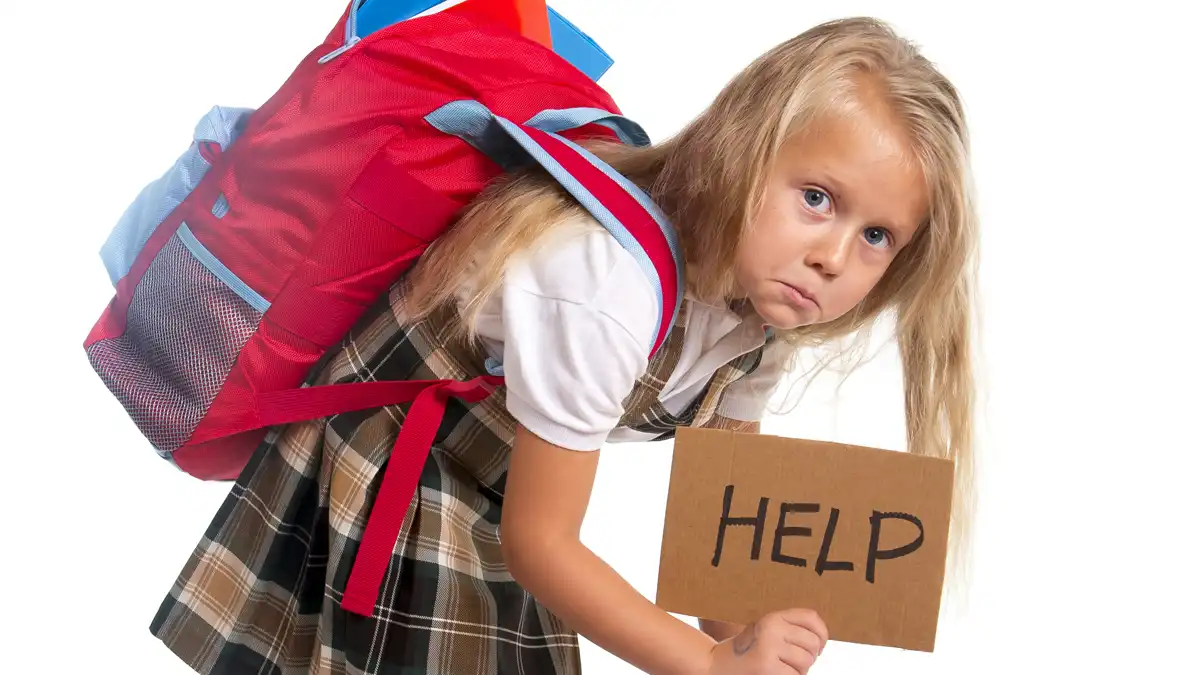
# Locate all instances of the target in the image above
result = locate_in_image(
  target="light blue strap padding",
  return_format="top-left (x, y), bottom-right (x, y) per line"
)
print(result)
top-left (177, 223), bottom-right (271, 314)
top-left (99, 105), bottom-right (254, 286)
top-left (425, 99), bottom-right (682, 356)
top-left (426, 101), bottom-right (530, 172)
top-left (543, 129), bottom-right (685, 322)
top-left (523, 108), bottom-right (650, 147)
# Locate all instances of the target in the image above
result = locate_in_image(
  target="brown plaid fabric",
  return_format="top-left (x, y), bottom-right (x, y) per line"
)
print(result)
top-left (619, 301), bottom-right (768, 438)
top-left (150, 281), bottom-right (768, 675)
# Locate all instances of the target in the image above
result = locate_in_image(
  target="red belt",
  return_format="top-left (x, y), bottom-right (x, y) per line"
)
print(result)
top-left (253, 375), bottom-right (504, 616)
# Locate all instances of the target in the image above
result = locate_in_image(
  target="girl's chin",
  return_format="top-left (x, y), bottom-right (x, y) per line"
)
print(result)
top-left (754, 301), bottom-right (817, 331)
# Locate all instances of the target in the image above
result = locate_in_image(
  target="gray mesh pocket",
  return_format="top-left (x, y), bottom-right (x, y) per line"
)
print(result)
top-left (87, 228), bottom-right (263, 456)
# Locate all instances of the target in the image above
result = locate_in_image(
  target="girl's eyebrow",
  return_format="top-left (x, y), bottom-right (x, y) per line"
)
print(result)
top-left (817, 171), bottom-right (846, 196)
top-left (810, 170), bottom-right (846, 204)
top-left (815, 170), bottom-right (912, 234)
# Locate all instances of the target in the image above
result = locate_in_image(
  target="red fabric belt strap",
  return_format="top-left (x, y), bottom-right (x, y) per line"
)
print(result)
top-left (252, 375), bottom-right (504, 616)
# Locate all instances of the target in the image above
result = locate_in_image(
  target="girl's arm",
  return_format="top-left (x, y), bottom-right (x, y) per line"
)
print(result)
top-left (698, 619), bottom-right (743, 642)
top-left (501, 424), bottom-right (718, 675)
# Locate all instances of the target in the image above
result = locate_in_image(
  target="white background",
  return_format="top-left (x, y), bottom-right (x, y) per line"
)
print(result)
top-left (2, 0), bottom-right (1197, 672)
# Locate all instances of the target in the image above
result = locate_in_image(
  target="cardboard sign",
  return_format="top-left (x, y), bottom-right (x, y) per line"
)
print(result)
top-left (655, 427), bottom-right (954, 652)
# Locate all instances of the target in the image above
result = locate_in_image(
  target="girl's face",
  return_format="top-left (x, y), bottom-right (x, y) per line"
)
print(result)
top-left (734, 99), bottom-right (928, 330)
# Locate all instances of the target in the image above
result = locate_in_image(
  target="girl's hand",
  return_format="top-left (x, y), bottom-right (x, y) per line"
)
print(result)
top-left (706, 609), bottom-right (828, 675)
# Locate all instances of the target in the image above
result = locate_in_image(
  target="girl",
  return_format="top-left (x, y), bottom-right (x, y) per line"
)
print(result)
top-left (149, 16), bottom-right (978, 675)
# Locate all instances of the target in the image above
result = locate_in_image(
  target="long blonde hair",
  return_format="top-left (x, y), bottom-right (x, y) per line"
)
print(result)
top-left (408, 17), bottom-right (980, 587)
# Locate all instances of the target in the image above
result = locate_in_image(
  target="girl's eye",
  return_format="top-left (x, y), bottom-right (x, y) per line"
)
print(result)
top-left (801, 188), bottom-right (832, 214)
top-left (863, 226), bottom-right (892, 248)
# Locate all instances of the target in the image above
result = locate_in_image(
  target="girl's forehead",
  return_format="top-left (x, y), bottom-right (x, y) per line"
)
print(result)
top-left (780, 107), bottom-right (928, 234)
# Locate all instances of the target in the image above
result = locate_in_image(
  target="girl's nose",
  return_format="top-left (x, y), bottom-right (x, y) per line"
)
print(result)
top-left (805, 226), bottom-right (856, 278)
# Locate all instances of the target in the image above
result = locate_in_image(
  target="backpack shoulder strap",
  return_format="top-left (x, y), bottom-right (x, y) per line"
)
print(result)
top-left (424, 99), bottom-right (684, 360)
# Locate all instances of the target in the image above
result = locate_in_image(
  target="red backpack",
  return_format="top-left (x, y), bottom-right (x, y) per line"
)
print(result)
top-left (85, 2), bottom-right (682, 484)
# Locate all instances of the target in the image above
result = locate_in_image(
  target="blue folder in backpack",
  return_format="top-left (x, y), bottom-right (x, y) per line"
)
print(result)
top-left (355, 0), bottom-right (615, 81)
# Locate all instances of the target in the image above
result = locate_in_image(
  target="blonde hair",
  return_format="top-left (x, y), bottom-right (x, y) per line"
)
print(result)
top-left (408, 17), bottom-right (980, 589)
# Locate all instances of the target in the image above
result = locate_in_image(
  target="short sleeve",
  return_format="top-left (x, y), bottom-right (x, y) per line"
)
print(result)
top-left (716, 338), bottom-right (792, 422)
top-left (498, 226), bottom-right (660, 450)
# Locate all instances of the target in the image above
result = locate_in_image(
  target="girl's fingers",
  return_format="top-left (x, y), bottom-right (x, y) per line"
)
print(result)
top-left (776, 608), bottom-right (829, 649)
top-left (781, 627), bottom-right (823, 659)
top-left (776, 643), bottom-right (818, 674)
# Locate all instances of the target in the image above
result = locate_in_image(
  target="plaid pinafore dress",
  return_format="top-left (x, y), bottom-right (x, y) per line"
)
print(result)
top-left (149, 279), bottom-right (770, 675)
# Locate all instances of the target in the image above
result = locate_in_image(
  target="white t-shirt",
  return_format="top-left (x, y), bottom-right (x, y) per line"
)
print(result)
top-left (460, 217), bottom-right (791, 450)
